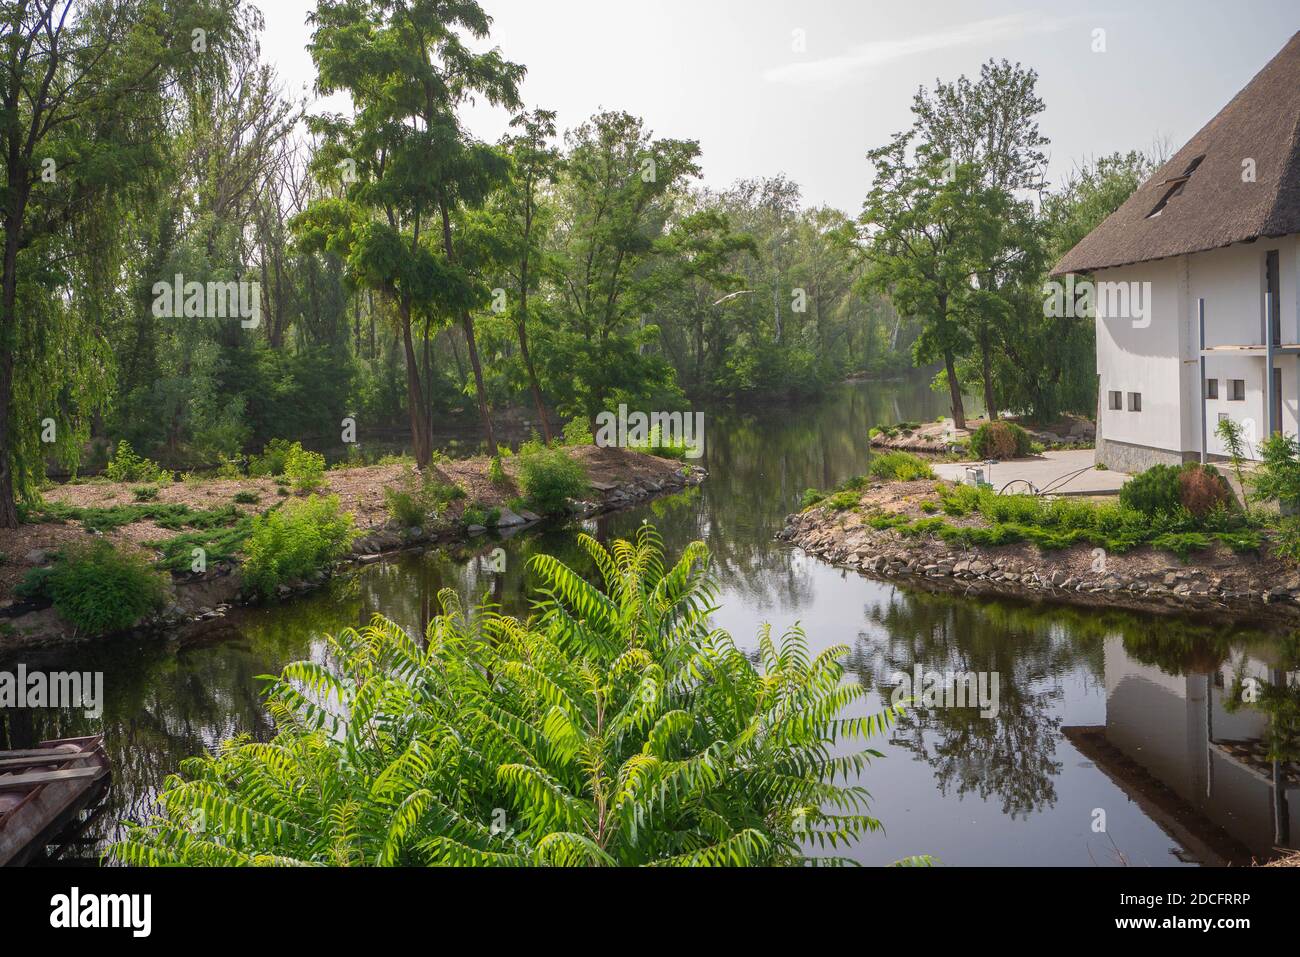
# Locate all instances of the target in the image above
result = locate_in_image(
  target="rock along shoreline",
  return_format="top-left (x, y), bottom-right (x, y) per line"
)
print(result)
top-left (777, 487), bottom-right (1300, 628)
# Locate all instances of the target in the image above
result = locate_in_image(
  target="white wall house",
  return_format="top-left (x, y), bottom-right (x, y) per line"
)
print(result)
top-left (1055, 31), bottom-right (1300, 471)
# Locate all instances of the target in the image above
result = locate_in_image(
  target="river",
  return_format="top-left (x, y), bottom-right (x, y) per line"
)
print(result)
top-left (3, 374), bottom-right (1295, 865)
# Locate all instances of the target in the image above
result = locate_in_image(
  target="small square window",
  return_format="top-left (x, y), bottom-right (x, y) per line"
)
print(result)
top-left (1128, 392), bottom-right (1142, 412)
top-left (1218, 412), bottom-right (1229, 424)
top-left (1205, 378), bottom-right (1218, 400)
top-left (1229, 379), bottom-right (1246, 401)
top-left (1108, 391), bottom-right (1123, 411)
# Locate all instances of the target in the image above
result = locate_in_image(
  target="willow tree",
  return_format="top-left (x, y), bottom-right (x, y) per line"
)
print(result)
top-left (0, 0), bottom-right (239, 527)
top-left (301, 0), bottom-right (523, 464)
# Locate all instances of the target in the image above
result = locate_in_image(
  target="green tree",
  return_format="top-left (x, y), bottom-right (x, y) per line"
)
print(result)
top-left (860, 139), bottom-right (984, 430)
top-left (0, 0), bottom-right (240, 526)
top-left (298, 0), bottom-right (523, 465)
top-left (544, 110), bottom-right (700, 422)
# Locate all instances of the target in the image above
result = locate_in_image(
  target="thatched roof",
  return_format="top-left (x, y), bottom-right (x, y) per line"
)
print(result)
top-left (1052, 31), bottom-right (1300, 276)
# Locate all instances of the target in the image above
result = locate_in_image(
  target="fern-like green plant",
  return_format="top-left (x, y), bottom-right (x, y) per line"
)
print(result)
top-left (109, 526), bottom-right (899, 866)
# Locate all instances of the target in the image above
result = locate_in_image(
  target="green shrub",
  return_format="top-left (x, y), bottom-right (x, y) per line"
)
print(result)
top-left (233, 491), bottom-right (260, 505)
top-left (518, 446), bottom-right (588, 515)
top-left (563, 416), bottom-right (593, 446)
top-left (132, 485), bottom-right (160, 502)
top-left (969, 421), bottom-right (1031, 459)
top-left (285, 444), bottom-right (326, 494)
top-left (1251, 433), bottom-right (1300, 509)
top-left (248, 438), bottom-right (297, 478)
top-left (1120, 464), bottom-right (1184, 517)
top-left (105, 440), bottom-right (170, 483)
top-left (488, 456), bottom-right (507, 485)
top-left (109, 527), bottom-right (899, 867)
top-left (462, 502), bottom-right (501, 527)
top-left (1271, 516), bottom-right (1300, 562)
top-left (382, 468), bottom-right (464, 527)
top-left (36, 541), bottom-right (166, 635)
top-left (868, 452), bottom-right (935, 482)
top-left (822, 490), bottom-right (858, 511)
top-left (800, 488), bottom-right (825, 509)
top-left (242, 495), bottom-right (357, 597)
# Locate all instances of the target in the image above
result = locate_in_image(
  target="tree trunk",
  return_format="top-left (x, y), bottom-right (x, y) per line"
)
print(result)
top-left (980, 333), bottom-right (997, 421)
top-left (944, 348), bottom-right (967, 431)
top-left (517, 257), bottom-right (551, 443)
top-left (0, 184), bottom-right (26, 528)
top-left (517, 321), bottom-right (550, 443)
top-left (398, 302), bottom-right (431, 469)
top-left (438, 202), bottom-right (495, 450)
top-left (461, 313), bottom-right (496, 452)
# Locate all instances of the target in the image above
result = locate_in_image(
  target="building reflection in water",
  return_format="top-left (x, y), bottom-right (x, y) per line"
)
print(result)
top-left (1066, 636), bottom-right (1298, 865)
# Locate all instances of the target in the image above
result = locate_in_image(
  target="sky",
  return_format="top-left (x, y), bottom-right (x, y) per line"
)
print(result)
top-left (259, 0), bottom-right (1300, 213)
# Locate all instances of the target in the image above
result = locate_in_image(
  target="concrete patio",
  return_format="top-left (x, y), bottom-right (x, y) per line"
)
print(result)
top-left (932, 449), bottom-right (1129, 496)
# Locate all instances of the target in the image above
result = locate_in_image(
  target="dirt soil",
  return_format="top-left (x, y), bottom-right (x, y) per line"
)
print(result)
top-left (0, 446), bottom-right (690, 604)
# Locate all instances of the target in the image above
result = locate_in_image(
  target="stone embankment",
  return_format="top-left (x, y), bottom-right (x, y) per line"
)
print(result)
top-left (778, 497), bottom-right (1300, 624)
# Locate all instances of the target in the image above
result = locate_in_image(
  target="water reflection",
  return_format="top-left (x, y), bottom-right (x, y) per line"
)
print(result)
top-left (2, 376), bottom-right (1296, 865)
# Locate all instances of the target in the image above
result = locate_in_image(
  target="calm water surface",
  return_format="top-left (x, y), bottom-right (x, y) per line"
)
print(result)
top-left (4, 376), bottom-right (1296, 865)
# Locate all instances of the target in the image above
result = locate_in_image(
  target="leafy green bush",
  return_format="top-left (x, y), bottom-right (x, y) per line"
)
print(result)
top-left (1251, 433), bottom-right (1300, 510)
top-left (241, 495), bottom-right (357, 597)
top-left (233, 491), bottom-right (260, 505)
top-left (1270, 516), bottom-right (1300, 562)
top-left (108, 527), bottom-right (900, 867)
top-left (518, 445), bottom-right (588, 515)
top-left (969, 421), bottom-right (1032, 459)
top-left (248, 438), bottom-right (297, 478)
top-left (487, 456), bottom-right (507, 485)
top-left (285, 444), bottom-right (326, 494)
top-left (132, 485), bottom-right (160, 502)
top-left (868, 452), bottom-right (935, 482)
top-left (382, 468), bottom-right (464, 527)
top-left (800, 488), bottom-right (825, 509)
top-left (562, 416), bottom-right (593, 446)
top-left (105, 440), bottom-right (170, 483)
top-left (461, 502), bottom-right (501, 527)
top-left (1119, 464), bottom-right (1184, 517)
top-left (34, 541), bottom-right (166, 635)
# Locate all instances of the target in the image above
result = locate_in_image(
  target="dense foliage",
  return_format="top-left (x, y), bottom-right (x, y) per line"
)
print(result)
top-left (109, 527), bottom-right (900, 866)
top-left (20, 540), bottom-right (166, 635)
top-left (241, 495), bottom-right (357, 597)
top-left (516, 443), bottom-right (589, 515)
top-left (0, 1), bottom-right (1158, 530)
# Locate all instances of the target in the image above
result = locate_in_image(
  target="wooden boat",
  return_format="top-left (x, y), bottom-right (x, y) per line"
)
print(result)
top-left (0, 735), bottom-right (111, 866)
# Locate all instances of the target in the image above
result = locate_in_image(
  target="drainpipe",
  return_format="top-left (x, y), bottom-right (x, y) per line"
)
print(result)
top-left (1265, 292), bottom-right (1276, 437)
top-left (1199, 298), bottom-right (1207, 465)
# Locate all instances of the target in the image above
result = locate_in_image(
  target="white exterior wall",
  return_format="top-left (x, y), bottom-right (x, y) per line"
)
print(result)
top-left (1094, 235), bottom-right (1300, 461)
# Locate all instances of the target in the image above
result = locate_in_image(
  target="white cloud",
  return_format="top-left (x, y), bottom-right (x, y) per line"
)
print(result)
top-left (763, 12), bottom-right (1079, 86)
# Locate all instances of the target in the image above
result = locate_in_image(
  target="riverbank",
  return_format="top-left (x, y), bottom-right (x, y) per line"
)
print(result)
top-left (869, 414), bottom-right (1095, 454)
top-left (0, 447), bottom-right (705, 649)
top-left (778, 477), bottom-right (1300, 625)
